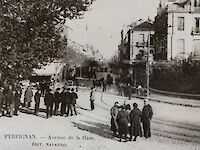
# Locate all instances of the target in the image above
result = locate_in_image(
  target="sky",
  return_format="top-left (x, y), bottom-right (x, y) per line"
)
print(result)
top-left (67, 0), bottom-right (160, 60)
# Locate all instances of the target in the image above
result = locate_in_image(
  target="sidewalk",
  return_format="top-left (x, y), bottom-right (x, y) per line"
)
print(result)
top-left (88, 85), bottom-right (200, 108)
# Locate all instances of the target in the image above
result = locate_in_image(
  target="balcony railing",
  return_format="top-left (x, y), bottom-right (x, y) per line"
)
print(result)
top-left (168, 5), bottom-right (192, 12)
top-left (135, 42), bottom-right (145, 48)
top-left (191, 27), bottom-right (200, 35)
top-left (167, 4), bottom-right (200, 13)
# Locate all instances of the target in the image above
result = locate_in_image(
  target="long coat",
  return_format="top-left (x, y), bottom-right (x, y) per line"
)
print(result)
top-left (110, 106), bottom-right (119, 131)
top-left (65, 92), bottom-right (71, 104)
top-left (24, 87), bottom-right (33, 103)
top-left (34, 91), bottom-right (41, 104)
top-left (130, 108), bottom-right (142, 137)
top-left (142, 104), bottom-right (153, 138)
top-left (71, 92), bottom-right (78, 104)
top-left (54, 91), bottom-right (61, 104)
top-left (44, 92), bottom-right (54, 106)
top-left (116, 109), bottom-right (130, 134)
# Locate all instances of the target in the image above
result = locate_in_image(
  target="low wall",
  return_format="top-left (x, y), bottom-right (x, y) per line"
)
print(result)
top-left (150, 88), bottom-right (200, 100)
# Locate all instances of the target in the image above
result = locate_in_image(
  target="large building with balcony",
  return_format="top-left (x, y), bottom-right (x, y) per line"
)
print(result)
top-left (130, 21), bottom-right (154, 64)
top-left (119, 20), bottom-right (154, 64)
top-left (155, 0), bottom-right (200, 60)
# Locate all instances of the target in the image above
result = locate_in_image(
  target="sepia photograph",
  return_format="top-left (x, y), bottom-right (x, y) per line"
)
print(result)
top-left (0, 0), bottom-right (200, 149)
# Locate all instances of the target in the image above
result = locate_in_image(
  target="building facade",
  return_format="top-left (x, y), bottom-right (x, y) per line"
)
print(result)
top-left (130, 21), bottom-right (154, 64)
top-left (155, 0), bottom-right (200, 60)
top-left (118, 20), bottom-right (154, 64)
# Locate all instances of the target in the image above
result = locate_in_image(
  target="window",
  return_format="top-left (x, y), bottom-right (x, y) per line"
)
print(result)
top-left (177, 39), bottom-right (185, 54)
top-left (195, 18), bottom-right (200, 28)
top-left (194, 0), bottom-right (200, 7)
top-left (178, 17), bottom-right (184, 31)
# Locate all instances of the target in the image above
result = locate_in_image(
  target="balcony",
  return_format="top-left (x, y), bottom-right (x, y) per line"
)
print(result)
top-left (135, 42), bottom-right (145, 48)
top-left (168, 5), bottom-right (192, 12)
top-left (191, 27), bottom-right (200, 35)
top-left (190, 52), bottom-right (200, 60)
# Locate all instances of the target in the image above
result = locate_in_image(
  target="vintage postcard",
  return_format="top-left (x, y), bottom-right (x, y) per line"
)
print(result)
top-left (0, 0), bottom-right (200, 150)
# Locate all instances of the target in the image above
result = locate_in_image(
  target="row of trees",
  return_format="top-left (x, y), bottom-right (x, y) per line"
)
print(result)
top-left (0, 0), bottom-right (94, 84)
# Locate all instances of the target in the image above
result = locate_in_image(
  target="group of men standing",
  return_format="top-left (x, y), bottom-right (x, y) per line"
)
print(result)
top-left (33, 87), bottom-right (78, 119)
top-left (0, 83), bottom-right (22, 117)
top-left (110, 99), bottom-right (153, 142)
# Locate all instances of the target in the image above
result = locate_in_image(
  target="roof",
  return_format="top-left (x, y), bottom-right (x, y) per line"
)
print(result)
top-left (132, 21), bottom-right (154, 31)
top-left (174, 0), bottom-right (190, 6)
top-left (32, 62), bottom-right (64, 76)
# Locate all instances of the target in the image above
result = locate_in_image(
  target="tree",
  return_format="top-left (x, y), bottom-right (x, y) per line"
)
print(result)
top-left (0, 0), bottom-right (92, 84)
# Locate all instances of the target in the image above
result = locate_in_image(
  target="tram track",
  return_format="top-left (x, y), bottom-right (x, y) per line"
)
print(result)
top-left (97, 91), bottom-right (200, 144)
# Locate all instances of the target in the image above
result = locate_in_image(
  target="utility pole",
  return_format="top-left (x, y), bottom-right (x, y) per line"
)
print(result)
top-left (146, 31), bottom-right (151, 97)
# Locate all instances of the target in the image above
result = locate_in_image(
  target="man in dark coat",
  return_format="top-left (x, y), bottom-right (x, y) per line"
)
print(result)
top-left (53, 88), bottom-right (61, 115)
top-left (110, 102), bottom-right (119, 136)
top-left (129, 103), bottom-right (142, 141)
top-left (116, 105), bottom-right (130, 142)
top-left (44, 89), bottom-right (54, 119)
top-left (34, 89), bottom-right (41, 115)
top-left (142, 99), bottom-right (153, 139)
top-left (13, 85), bottom-right (22, 116)
top-left (65, 88), bottom-right (72, 116)
top-left (90, 87), bottom-right (96, 110)
top-left (7, 85), bottom-right (15, 117)
top-left (71, 88), bottom-right (78, 115)
top-left (60, 89), bottom-right (66, 116)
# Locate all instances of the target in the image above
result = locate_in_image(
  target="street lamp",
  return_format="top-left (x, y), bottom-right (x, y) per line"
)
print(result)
top-left (146, 28), bottom-right (152, 98)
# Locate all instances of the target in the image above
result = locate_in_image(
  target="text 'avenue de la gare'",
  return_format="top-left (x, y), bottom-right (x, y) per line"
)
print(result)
top-left (3, 134), bottom-right (95, 141)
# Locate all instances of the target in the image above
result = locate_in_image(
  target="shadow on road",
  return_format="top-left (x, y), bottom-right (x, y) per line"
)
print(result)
top-left (72, 120), bottom-right (113, 139)
top-left (20, 107), bottom-right (46, 118)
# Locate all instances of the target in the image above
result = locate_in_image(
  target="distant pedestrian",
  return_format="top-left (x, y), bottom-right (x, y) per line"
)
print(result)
top-left (116, 105), bottom-right (130, 142)
top-left (118, 83), bottom-right (123, 96)
top-left (44, 89), bottom-right (54, 119)
top-left (110, 102), bottom-right (119, 136)
top-left (24, 86), bottom-right (33, 108)
top-left (102, 80), bottom-right (106, 92)
top-left (34, 90), bottom-right (41, 115)
top-left (90, 87), bottom-right (96, 110)
top-left (142, 99), bottom-right (153, 139)
top-left (129, 103), bottom-right (142, 141)
top-left (127, 83), bottom-right (131, 100)
top-left (71, 88), bottom-right (78, 115)
top-left (137, 85), bottom-right (143, 96)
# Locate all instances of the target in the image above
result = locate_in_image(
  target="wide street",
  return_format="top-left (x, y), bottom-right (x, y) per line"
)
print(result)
top-left (0, 87), bottom-right (200, 150)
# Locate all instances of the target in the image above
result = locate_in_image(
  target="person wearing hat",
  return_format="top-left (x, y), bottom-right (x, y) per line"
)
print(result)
top-left (129, 102), bottom-right (142, 141)
top-left (110, 102), bottom-right (120, 136)
top-left (65, 88), bottom-right (72, 116)
top-left (44, 89), bottom-right (54, 119)
top-left (70, 88), bottom-right (78, 115)
top-left (24, 85), bottom-right (33, 108)
top-left (34, 89), bottom-right (41, 115)
top-left (116, 105), bottom-right (130, 142)
top-left (90, 87), bottom-right (96, 110)
top-left (53, 88), bottom-right (61, 116)
top-left (60, 88), bottom-right (66, 116)
top-left (142, 99), bottom-right (153, 139)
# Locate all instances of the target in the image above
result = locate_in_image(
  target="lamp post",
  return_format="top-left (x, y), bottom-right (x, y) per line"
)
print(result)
top-left (146, 29), bottom-right (151, 97)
